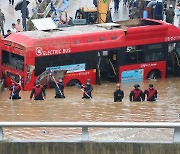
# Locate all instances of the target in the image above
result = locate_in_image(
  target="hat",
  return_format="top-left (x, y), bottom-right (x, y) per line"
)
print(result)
top-left (86, 78), bottom-right (91, 83)
top-left (169, 4), bottom-right (173, 8)
top-left (149, 84), bottom-right (153, 88)
top-left (134, 84), bottom-right (140, 88)
top-left (59, 76), bottom-right (63, 80)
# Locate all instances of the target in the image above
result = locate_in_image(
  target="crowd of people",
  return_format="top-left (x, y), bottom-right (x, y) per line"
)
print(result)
top-left (0, 7), bottom-right (23, 38)
top-left (9, 76), bottom-right (157, 102)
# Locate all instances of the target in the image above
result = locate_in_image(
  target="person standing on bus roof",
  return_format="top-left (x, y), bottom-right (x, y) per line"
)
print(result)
top-left (9, 79), bottom-right (22, 99)
top-left (129, 84), bottom-right (144, 102)
top-left (81, 79), bottom-right (93, 99)
top-left (29, 80), bottom-right (46, 101)
top-left (114, 83), bottom-right (124, 102)
top-left (144, 84), bottom-right (157, 101)
top-left (54, 76), bottom-right (65, 98)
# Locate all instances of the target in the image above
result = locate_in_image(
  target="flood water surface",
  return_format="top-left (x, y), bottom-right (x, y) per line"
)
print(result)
top-left (0, 77), bottom-right (180, 141)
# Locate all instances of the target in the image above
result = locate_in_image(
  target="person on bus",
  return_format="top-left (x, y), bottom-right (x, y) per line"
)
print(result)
top-left (81, 79), bottom-right (93, 99)
top-left (129, 84), bottom-right (144, 102)
top-left (9, 79), bottom-right (22, 99)
top-left (29, 80), bottom-right (46, 101)
top-left (144, 84), bottom-right (157, 101)
top-left (54, 76), bottom-right (65, 98)
top-left (114, 83), bottom-right (124, 102)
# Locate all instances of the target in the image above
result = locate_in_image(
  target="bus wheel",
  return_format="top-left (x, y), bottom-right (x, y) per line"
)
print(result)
top-left (147, 70), bottom-right (161, 80)
top-left (67, 79), bottom-right (81, 86)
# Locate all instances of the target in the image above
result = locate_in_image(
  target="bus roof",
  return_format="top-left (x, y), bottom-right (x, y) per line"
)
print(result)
top-left (3, 18), bottom-right (179, 48)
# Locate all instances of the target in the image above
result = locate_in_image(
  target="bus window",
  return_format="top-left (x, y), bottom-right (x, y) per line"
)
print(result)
top-left (176, 42), bottom-right (180, 56)
top-left (2, 50), bottom-right (24, 71)
top-left (145, 44), bottom-right (164, 62)
top-left (125, 45), bottom-right (143, 64)
top-left (35, 51), bottom-right (98, 76)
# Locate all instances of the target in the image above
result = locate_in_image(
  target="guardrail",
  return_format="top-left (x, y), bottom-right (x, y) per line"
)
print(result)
top-left (0, 122), bottom-right (180, 142)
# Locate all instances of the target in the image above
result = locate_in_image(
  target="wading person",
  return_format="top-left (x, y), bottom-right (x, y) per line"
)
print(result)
top-left (81, 79), bottom-right (93, 99)
top-left (129, 84), bottom-right (144, 102)
top-left (9, 79), bottom-right (22, 99)
top-left (29, 81), bottom-right (46, 101)
top-left (144, 84), bottom-right (157, 101)
top-left (54, 76), bottom-right (65, 98)
top-left (114, 83), bottom-right (124, 102)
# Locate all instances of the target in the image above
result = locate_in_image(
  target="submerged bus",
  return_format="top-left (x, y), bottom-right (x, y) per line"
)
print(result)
top-left (0, 18), bottom-right (180, 90)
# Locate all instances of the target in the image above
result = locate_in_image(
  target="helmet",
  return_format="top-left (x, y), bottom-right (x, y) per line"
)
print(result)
top-left (86, 78), bottom-right (91, 83)
top-left (134, 84), bottom-right (140, 88)
top-left (149, 84), bottom-right (153, 88)
top-left (35, 80), bottom-right (40, 85)
top-left (169, 4), bottom-right (173, 8)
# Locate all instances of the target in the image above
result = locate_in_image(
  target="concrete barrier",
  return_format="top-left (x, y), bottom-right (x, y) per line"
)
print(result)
top-left (0, 142), bottom-right (180, 154)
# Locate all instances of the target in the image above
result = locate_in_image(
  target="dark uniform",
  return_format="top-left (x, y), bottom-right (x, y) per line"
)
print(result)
top-left (165, 5), bottom-right (175, 24)
top-left (30, 81), bottom-right (46, 100)
top-left (144, 84), bottom-right (157, 101)
top-left (129, 84), bottom-right (144, 102)
top-left (55, 77), bottom-right (65, 98)
top-left (81, 79), bottom-right (93, 99)
top-left (114, 83), bottom-right (124, 102)
top-left (9, 80), bottom-right (21, 99)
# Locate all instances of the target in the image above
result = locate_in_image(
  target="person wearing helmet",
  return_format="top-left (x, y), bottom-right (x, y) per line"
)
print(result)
top-left (81, 79), bottom-right (93, 99)
top-left (29, 80), bottom-right (46, 101)
top-left (114, 83), bottom-right (124, 102)
top-left (9, 79), bottom-right (22, 99)
top-left (54, 76), bottom-right (65, 98)
top-left (165, 4), bottom-right (175, 23)
top-left (129, 84), bottom-right (144, 102)
top-left (144, 84), bottom-right (157, 101)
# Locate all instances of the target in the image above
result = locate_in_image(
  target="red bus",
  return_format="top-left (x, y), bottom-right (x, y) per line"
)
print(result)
top-left (0, 18), bottom-right (180, 90)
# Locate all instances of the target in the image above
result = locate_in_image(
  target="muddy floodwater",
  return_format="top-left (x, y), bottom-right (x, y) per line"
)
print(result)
top-left (0, 77), bottom-right (180, 141)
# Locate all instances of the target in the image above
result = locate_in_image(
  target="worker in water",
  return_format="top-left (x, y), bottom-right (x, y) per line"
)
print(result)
top-left (144, 84), bottom-right (157, 101)
top-left (54, 76), bottom-right (65, 98)
top-left (129, 84), bottom-right (144, 102)
top-left (9, 79), bottom-right (22, 99)
top-left (29, 80), bottom-right (46, 101)
top-left (81, 79), bottom-right (93, 99)
top-left (114, 83), bottom-right (124, 102)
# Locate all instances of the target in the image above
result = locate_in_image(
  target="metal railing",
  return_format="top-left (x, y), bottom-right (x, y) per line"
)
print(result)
top-left (0, 122), bottom-right (180, 142)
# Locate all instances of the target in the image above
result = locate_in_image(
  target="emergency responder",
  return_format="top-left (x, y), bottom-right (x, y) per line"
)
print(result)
top-left (29, 80), bottom-right (46, 100)
top-left (144, 84), bottom-right (157, 101)
top-left (81, 79), bottom-right (93, 99)
top-left (9, 79), bottom-right (22, 99)
top-left (114, 83), bottom-right (124, 102)
top-left (54, 76), bottom-right (65, 98)
top-left (165, 4), bottom-right (175, 24)
top-left (129, 84), bottom-right (144, 102)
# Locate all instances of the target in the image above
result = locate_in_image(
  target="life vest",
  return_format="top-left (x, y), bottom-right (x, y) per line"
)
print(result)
top-left (13, 84), bottom-right (20, 93)
top-left (34, 85), bottom-right (43, 97)
top-left (132, 89), bottom-right (142, 101)
top-left (146, 88), bottom-right (156, 100)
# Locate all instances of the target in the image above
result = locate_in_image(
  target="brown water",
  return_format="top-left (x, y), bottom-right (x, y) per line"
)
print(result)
top-left (1, 77), bottom-right (180, 141)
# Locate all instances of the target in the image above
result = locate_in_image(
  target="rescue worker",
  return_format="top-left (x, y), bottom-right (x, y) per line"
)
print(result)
top-left (29, 80), bottom-right (46, 101)
top-left (114, 83), bottom-right (124, 102)
top-left (54, 76), bottom-right (65, 98)
top-left (9, 79), bottom-right (22, 99)
top-left (144, 84), bottom-right (157, 101)
top-left (81, 79), bottom-right (93, 99)
top-left (129, 84), bottom-right (144, 102)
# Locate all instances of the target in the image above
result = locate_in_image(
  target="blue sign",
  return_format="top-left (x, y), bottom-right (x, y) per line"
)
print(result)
top-left (46, 63), bottom-right (86, 73)
top-left (121, 69), bottom-right (144, 82)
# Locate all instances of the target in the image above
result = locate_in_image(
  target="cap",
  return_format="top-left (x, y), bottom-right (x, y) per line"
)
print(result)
top-left (149, 84), bottom-right (153, 88)
top-left (86, 78), bottom-right (91, 83)
top-left (134, 84), bottom-right (140, 88)
top-left (116, 83), bottom-right (121, 88)
top-left (59, 76), bottom-right (64, 80)
top-left (169, 4), bottom-right (173, 8)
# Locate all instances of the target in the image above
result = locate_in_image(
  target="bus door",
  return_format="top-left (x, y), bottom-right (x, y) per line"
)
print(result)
top-left (97, 49), bottom-right (118, 83)
top-left (174, 42), bottom-right (180, 76)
